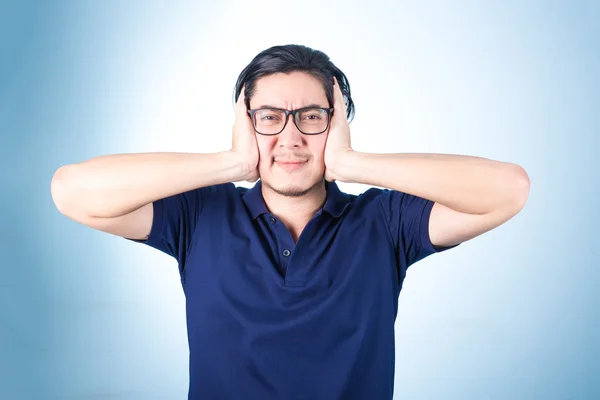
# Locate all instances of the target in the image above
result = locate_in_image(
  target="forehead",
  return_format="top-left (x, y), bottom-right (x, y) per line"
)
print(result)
top-left (250, 71), bottom-right (327, 109)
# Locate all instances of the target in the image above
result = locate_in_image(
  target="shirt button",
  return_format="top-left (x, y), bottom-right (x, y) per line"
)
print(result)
top-left (283, 249), bottom-right (291, 257)
top-left (269, 217), bottom-right (276, 224)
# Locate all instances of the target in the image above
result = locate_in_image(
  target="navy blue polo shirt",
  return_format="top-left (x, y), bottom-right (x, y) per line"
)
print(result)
top-left (130, 180), bottom-right (458, 399)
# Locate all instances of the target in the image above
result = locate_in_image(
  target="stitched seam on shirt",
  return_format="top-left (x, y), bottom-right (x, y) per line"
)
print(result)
top-left (153, 207), bottom-right (175, 260)
top-left (376, 193), bottom-right (397, 253)
top-left (376, 193), bottom-right (404, 289)
top-left (182, 185), bottom-right (213, 274)
top-left (154, 200), bottom-right (169, 253)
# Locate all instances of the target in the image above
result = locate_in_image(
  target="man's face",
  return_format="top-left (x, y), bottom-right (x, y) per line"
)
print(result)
top-left (249, 71), bottom-right (329, 197)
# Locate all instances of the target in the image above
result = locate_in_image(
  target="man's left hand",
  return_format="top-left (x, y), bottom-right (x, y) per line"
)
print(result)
top-left (324, 76), bottom-right (354, 182)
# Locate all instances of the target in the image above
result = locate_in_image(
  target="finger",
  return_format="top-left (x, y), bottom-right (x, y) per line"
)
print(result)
top-left (237, 85), bottom-right (256, 132)
top-left (332, 77), bottom-right (346, 121)
top-left (236, 84), bottom-right (247, 117)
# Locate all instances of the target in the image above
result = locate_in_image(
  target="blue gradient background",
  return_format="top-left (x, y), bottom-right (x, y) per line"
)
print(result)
top-left (1, 1), bottom-right (598, 399)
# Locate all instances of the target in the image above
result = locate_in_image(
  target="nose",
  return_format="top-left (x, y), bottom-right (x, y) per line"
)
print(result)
top-left (277, 113), bottom-right (304, 148)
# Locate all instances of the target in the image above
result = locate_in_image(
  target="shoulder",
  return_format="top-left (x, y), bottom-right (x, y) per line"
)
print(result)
top-left (344, 186), bottom-right (401, 210)
top-left (334, 185), bottom-right (391, 219)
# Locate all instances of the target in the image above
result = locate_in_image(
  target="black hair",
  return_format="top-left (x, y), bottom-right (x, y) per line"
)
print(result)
top-left (232, 44), bottom-right (355, 123)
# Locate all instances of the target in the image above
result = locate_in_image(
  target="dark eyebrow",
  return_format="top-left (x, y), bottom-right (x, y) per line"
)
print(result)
top-left (256, 103), bottom-right (326, 110)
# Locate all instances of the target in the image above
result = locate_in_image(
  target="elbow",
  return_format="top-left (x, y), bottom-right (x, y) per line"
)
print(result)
top-left (510, 164), bottom-right (531, 212)
top-left (51, 164), bottom-right (77, 216)
top-left (514, 164), bottom-right (530, 189)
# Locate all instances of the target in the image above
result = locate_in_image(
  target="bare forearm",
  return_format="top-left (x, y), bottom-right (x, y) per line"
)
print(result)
top-left (335, 152), bottom-right (530, 215)
top-left (51, 151), bottom-right (245, 218)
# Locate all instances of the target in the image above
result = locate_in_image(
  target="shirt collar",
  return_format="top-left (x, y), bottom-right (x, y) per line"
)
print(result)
top-left (242, 179), bottom-right (352, 220)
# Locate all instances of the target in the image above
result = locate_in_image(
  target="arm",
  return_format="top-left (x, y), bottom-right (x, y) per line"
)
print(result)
top-left (50, 151), bottom-right (249, 239)
top-left (51, 85), bottom-right (258, 240)
top-left (325, 77), bottom-right (530, 249)
top-left (51, 151), bottom-right (249, 219)
top-left (333, 152), bottom-right (530, 247)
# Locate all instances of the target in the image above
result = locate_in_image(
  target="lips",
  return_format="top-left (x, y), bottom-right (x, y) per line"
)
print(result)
top-left (274, 158), bottom-right (307, 171)
top-left (275, 160), bottom-right (306, 164)
top-left (274, 156), bottom-right (308, 163)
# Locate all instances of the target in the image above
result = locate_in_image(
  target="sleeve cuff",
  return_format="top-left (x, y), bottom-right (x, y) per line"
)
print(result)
top-left (420, 200), bottom-right (460, 253)
top-left (125, 200), bottom-right (164, 245)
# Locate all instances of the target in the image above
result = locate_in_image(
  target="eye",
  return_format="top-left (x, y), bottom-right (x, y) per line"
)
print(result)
top-left (300, 109), bottom-right (325, 121)
top-left (257, 110), bottom-right (283, 122)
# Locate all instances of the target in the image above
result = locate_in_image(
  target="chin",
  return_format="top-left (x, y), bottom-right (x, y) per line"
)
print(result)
top-left (264, 176), bottom-right (324, 198)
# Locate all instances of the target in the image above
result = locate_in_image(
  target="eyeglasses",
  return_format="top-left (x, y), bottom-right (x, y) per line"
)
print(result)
top-left (247, 107), bottom-right (334, 135)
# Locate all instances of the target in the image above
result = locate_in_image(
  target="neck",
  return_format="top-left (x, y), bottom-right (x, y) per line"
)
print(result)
top-left (261, 180), bottom-right (327, 221)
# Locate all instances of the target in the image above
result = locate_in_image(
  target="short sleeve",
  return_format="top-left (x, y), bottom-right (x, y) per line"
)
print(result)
top-left (378, 189), bottom-right (459, 271)
top-left (126, 185), bottom-right (215, 270)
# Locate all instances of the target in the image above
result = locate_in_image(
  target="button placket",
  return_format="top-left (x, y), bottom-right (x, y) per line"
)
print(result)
top-left (282, 214), bottom-right (322, 285)
top-left (266, 214), bottom-right (295, 274)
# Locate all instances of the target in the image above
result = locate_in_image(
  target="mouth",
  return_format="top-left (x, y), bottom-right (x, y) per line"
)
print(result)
top-left (274, 159), bottom-right (308, 172)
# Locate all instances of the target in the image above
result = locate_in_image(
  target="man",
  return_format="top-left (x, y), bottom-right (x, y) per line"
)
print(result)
top-left (51, 44), bottom-right (530, 399)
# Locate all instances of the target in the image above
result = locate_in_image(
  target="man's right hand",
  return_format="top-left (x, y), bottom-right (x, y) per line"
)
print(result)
top-left (231, 84), bottom-right (260, 183)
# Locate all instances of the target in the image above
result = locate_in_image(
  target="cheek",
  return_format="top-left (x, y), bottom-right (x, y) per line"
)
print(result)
top-left (256, 138), bottom-right (275, 164)
top-left (311, 138), bottom-right (328, 160)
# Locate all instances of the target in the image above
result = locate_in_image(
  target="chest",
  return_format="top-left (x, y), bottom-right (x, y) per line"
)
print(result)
top-left (183, 209), bottom-right (399, 305)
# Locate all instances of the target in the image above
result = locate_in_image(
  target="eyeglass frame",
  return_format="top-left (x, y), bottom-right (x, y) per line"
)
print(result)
top-left (247, 106), bottom-right (335, 135)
